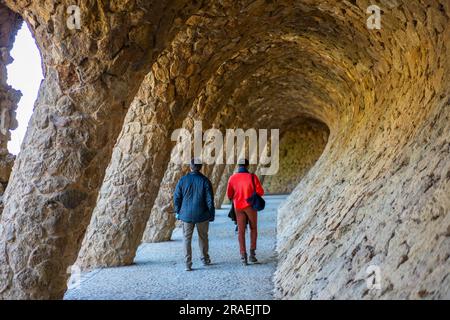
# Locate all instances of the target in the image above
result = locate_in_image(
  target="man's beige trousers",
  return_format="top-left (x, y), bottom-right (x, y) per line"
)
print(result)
top-left (182, 220), bottom-right (210, 267)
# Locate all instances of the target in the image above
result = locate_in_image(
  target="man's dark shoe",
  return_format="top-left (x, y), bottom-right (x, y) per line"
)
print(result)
top-left (241, 254), bottom-right (248, 266)
top-left (185, 264), bottom-right (193, 271)
top-left (202, 257), bottom-right (211, 266)
top-left (249, 250), bottom-right (258, 263)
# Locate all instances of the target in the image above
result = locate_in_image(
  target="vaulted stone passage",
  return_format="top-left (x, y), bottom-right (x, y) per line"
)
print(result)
top-left (0, 0), bottom-right (448, 300)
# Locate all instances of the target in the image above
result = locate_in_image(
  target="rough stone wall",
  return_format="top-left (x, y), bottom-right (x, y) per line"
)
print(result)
top-left (275, 1), bottom-right (450, 300)
top-left (0, 3), bottom-right (21, 211)
top-left (263, 120), bottom-right (329, 194)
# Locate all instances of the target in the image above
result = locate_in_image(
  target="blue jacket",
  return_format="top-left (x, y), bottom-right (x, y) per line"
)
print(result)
top-left (174, 171), bottom-right (215, 223)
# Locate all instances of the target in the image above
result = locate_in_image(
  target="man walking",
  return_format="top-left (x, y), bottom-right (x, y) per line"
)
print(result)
top-left (227, 159), bottom-right (264, 265)
top-left (174, 158), bottom-right (215, 271)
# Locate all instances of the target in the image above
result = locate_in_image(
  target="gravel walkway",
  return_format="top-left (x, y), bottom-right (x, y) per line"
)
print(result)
top-left (64, 195), bottom-right (286, 300)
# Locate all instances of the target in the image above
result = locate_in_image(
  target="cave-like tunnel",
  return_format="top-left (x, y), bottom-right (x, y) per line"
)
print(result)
top-left (0, 0), bottom-right (449, 300)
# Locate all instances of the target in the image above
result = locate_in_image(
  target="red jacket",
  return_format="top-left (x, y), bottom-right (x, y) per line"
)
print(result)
top-left (227, 170), bottom-right (264, 210)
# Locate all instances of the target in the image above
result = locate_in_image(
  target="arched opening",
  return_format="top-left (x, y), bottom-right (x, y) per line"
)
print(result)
top-left (1, 6), bottom-right (42, 213)
top-left (6, 22), bottom-right (43, 155)
top-left (0, 18), bottom-right (42, 214)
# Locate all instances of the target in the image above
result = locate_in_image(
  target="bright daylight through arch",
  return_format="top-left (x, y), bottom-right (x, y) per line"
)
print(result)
top-left (6, 22), bottom-right (43, 155)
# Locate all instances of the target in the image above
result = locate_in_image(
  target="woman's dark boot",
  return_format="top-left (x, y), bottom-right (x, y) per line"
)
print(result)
top-left (241, 253), bottom-right (248, 266)
top-left (249, 250), bottom-right (258, 263)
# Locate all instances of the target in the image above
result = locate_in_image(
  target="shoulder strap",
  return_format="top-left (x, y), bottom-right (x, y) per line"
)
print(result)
top-left (250, 173), bottom-right (256, 192)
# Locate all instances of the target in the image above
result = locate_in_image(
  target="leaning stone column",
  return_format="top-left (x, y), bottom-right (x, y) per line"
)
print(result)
top-left (215, 164), bottom-right (238, 208)
top-left (210, 164), bottom-right (227, 209)
top-left (203, 164), bottom-right (215, 178)
top-left (141, 143), bottom-right (190, 243)
top-left (76, 31), bottom-right (217, 268)
top-left (76, 67), bottom-right (185, 269)
top-left (0, 0), bottom-right (193, 300)
top-left (254, 163), bottom-right (266, 186)
top-left (210, 164), bottom-right (226, 191)
top-left (141, 111), bottom-right (218, 243)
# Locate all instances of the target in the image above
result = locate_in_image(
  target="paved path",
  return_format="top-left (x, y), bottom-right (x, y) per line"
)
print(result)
top-left (65, 195), bottom-right (287, 300)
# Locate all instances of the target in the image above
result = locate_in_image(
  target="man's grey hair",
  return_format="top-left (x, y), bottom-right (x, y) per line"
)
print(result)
top-left (190, 158), bottom-right (203, 171)
top-left (238, 158), bottom-right (249, 167)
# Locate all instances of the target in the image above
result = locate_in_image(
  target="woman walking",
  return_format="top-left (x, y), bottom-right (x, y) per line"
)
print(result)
top-left (226, 159), bottom-right (265, 265)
